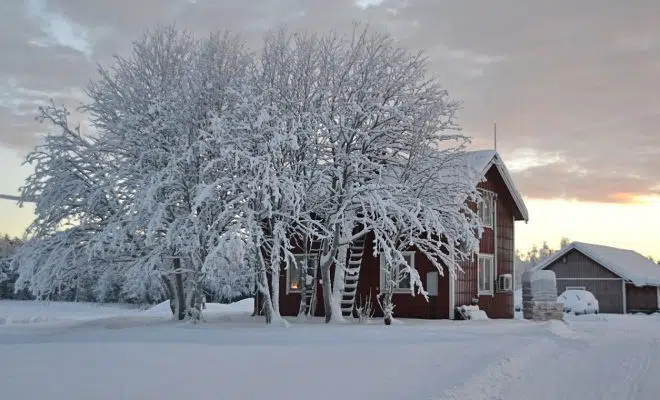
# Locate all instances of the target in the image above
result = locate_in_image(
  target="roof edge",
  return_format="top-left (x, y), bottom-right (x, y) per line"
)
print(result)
top-left (482, 154), bottom-right (529, 222)
top-left (533, 242), bottom-right (646, 285)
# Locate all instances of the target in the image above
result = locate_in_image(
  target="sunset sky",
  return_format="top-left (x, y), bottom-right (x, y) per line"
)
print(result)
top-left (1, 0), bottom-right (659, 258)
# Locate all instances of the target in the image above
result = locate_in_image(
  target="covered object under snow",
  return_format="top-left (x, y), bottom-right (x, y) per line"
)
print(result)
top-left (534, 242), bottom-right (660, 314)
top-left (521, 270), bottom-right (562, 321)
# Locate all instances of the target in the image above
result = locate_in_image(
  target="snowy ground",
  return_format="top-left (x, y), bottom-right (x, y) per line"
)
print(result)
top-left (1, 300), bottom-right (659, 400)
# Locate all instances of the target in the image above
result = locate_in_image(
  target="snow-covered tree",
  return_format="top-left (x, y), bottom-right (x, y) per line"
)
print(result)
top-left (83, 27), bottom-right (262, 320)
top-left (254, 25), bottom-right (482, 323)
top-left (12, 101), bottom-right (131, 302)
top-left (538, 241), bottom-right (554, 260)
top-left (0, 235), bottom-right (23, 299)
top-left (16, 24), bottom-right (484, 327)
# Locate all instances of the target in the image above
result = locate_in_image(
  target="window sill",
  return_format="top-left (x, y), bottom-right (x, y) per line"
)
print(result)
top-left (478, 291), bottom-right (494, 297)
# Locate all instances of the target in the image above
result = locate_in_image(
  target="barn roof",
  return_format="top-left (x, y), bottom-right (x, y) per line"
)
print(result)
top-left (534, 241), bottom-right (660, 287)
top-left (466, 150), bottom-right (529, 222)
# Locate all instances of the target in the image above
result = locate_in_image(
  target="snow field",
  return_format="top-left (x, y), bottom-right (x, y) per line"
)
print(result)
top-left (1, 300), bottom-right (659, 400)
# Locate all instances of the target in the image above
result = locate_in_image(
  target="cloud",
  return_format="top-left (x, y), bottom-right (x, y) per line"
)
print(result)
top-left (355, 0), bottom-right (386, 9)
top-left (0, 0), bottom-right (659, 204)
top-left (512, 159), bottom-right (660, 203)
top-left (24, 0), bottom-right (93, 56)
top-left (505, 148), bottom-right (564, 173)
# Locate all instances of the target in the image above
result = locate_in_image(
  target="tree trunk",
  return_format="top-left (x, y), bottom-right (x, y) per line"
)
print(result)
top-left (251, 266), bottom-right (260, 317)
top-left (320, 264), bottom-right (333, 323)
top-left (161, 275), bottom-right (176, 316)
top-left (252, 289), bottom-right (260, 317)
top-left (270, 265), bottom-right (280, 317)
top-left (258, 269), bottom-right (275, 324)
top-left (297, 272), bottom-right (308, 318)
top-left (319, 227), bottom-right (341, 323)
top-left (173, 258), bottom-right (186, 321)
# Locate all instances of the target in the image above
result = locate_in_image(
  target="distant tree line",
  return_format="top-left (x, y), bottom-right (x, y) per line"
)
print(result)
top-left (514, 237), bottom-right (570, 289)
top-left (0, 235), bottom-right (30, 299)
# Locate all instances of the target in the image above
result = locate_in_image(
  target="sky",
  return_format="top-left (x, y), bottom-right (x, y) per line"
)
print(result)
top-left (0, 0), bottom-right (659, 258)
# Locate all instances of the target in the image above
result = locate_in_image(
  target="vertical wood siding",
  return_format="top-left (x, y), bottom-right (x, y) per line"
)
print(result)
top-left (356, 232), bottom-right (450, 319)
top-left (455, 166), bottom-right (517, 318)
top-left (545, 250), bottom-right (620, 279)
top-left (626, 284), bottom-right (659, 312)
top-left (556, 279), bottom-right (624, 313)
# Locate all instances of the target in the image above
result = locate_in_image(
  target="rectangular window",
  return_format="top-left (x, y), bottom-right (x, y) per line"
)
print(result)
top-left (287, 254), bottom-right (317, 294)
top-left (478, 190), bottom-right (495, 228)
top-left (478, 254), bottom-right (495, 295)
top-left (380, 252), bottom-right (415, 293)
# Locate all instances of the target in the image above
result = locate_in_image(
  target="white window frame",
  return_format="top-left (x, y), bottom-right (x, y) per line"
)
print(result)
top-left (478, 254), bottom-right (495, 296)
top-left (286, 254), bottom-right (317, 294)
top-left (478, 190), bottom-right (495, 229)
top-left (379, 251), bottom-right (415, 294)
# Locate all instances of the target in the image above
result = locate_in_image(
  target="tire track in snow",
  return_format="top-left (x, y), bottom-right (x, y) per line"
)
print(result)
top-left (624, 337), bottom-right (660, 399)
top-left (438, 337), bottom-right (561, 400)
top-left (493, 330), bottom-right (660, 400)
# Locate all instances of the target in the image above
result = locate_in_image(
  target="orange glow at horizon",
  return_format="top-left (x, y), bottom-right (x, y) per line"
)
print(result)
top-left (516, 196), bottom-right (660, 260)
top-left (2, 195), bottom-right (659, 260)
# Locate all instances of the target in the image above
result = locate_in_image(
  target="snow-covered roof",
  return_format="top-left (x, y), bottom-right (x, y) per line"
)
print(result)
top-left (534, 241), bottom-right (660, 287)
top-left (466, 150), bottom-right (529, 222)
top-left (466, 150), bottom-right (498, 173)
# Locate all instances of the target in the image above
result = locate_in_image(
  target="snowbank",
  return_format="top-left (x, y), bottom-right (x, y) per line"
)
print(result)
top-left (0, 300), bottom-right (139, 325)
top-left (457, 305), bottom-right (489, 320)
top-left (0, 298), bottom-right (255, 325)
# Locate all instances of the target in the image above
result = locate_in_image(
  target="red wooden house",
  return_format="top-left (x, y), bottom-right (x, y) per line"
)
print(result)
top-left (264, 150), bottom-right (529, 320)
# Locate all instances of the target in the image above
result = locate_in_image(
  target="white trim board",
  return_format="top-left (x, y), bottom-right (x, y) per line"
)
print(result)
top-left (622, 280), bottom-right (627, 314)
top-left (286, 254), bottom-right (318, 295)
top-left (477, 253), bottom-right (495, 296)
top-left (555, 278), bottom-right (623, 281)
top-left (477, 189), bottom-right (496, 229)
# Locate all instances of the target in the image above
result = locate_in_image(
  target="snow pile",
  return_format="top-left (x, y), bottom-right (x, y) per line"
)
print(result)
top-left (141, 301), bottom-right (173, 316)
top-left (458, 305), bottom-right (489, 320)
top-left (545, 320), bottom-right (579, 339)
top-left (565, 313), bottom-right (608, 322)
top-left (142, 298), bottom-right (254, 318)
top-left (0, 299), bottom-right (255, 326)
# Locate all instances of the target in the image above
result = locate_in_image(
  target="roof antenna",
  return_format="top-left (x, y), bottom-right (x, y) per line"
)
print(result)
top-left (493, 121), bottom-right (497, 152)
